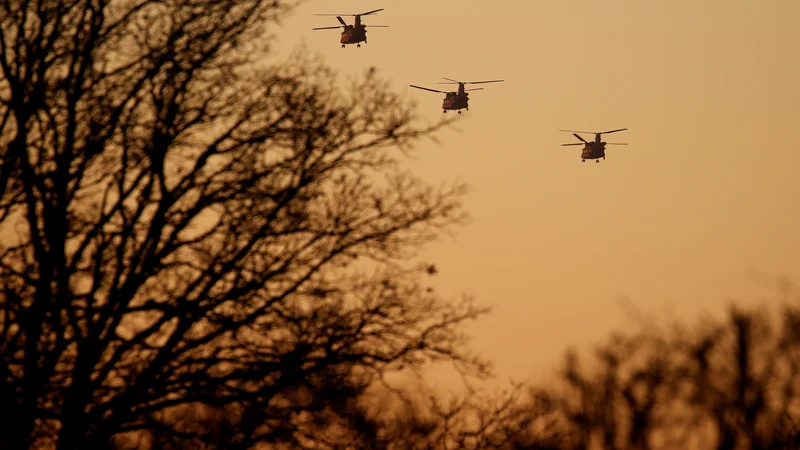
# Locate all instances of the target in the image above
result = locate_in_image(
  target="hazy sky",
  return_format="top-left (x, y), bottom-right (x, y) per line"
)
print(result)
top-left (272, 0), bottom-right (800, 387)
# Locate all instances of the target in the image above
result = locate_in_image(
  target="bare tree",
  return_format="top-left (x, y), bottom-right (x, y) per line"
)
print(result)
top-left (315, 377), bottom-right (562, 450)
top-left (670, 303), bottom-right (800, 450)
top-left (535, 299), bottom-right (800, 450)
top-left (0, 1), bottom-right (491, 449)
top-left (544, 330), bottom-right (677, 450)
top-left (111, 371), bottom-right (562, 450)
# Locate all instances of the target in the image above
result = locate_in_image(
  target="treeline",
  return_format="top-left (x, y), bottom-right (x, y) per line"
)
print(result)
top-left (107, 299), bottom-right (800, 450)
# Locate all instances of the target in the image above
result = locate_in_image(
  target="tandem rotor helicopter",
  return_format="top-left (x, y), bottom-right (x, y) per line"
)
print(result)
top-left (409, 78), bottom-right (504, 114)
top-left (560, 128), bottom-right (628, 163)
top-left (312, 8), bottom-right (388, 48)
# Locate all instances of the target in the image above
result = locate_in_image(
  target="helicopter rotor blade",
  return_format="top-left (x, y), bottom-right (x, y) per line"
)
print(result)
top-left (312, 15), bottom-right (349, 26)
top-left (463, 79), bottom-right (505, 84)
top-left (559, 129), bottom-right (627, 135)
top-left (409, 85), bottom-right (448, 94)
top-left (315, 9), bottom-right (384, 16)
top-left (561, 143), bottom-right (584, 146)
top-left (559, 129), bottom-right (595, 135)
top-left (439, 78), bottom-right (504, 85)
top-left (359, 8), bottom-right (384, 16)
top-left (464, 88), bottom-right (484, 91)
top-left (600, 128), bottom-right (628, 135)
top-left (311, 26), bottom-right (344, 30)
top-left (572, 133), bottom-right (587, 143)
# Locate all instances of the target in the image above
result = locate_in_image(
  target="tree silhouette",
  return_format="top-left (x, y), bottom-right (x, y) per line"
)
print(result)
top-left (535, 300), bottom-right (800, 450)
top-left (118, 375), bottom-right (563, 450)
top-left (0, 1), bottom-right (488, 448)
top-left (333, 379), bottom-right (562, 450)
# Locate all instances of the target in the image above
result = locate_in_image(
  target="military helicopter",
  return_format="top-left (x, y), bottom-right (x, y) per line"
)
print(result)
top-left (409, 78), bottom-right (504, 114)
top-left (560, 128), bottom-right (628, 163)
top-left (312, 9), bottom-right (387, 48)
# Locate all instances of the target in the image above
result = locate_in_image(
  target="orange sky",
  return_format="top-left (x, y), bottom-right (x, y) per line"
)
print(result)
top-left (272, 0), bottom-right (800, 387)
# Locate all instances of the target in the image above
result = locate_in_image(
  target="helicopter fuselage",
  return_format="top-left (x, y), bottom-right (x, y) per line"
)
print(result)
top-left (442, 92), bottom-right (469, 112)
top-left (581, 142), bottom-right (606, 160)
top-left (340, 25), bottom-right (367, 44)
top-left (442, 84), bottom-right (470, 112)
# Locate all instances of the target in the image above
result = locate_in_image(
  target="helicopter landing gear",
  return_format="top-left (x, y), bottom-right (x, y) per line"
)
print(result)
top-left (596, 160), bottom-right (600, 163)
top-left (582, 159), bottom-right (585, 163)
top-left (357, 44), bottom-right (361, 48)
top-left (443, 110), bottom-right (447, 113)
top-left (458, 110), bottom-right (462, 114)
top-left (341, 44), bottom-right (345, 48)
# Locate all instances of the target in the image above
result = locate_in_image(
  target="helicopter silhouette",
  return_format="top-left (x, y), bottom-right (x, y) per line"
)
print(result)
top-left (409, 78), bottom-right (504, 114)
top-left (560, 128), bottom-right (628, 163)
top-left (312, 8), bottom-right (388, 48)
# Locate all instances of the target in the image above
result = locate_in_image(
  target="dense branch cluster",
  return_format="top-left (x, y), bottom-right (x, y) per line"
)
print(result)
top-left (0, 1), bottom-right (494, 448)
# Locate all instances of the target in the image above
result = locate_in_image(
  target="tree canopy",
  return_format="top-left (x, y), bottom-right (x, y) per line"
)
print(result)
top-left (0, 1), bottom-right (495, 448)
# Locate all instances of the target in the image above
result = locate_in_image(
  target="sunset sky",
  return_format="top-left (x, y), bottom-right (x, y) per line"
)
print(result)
top-left (272, 0), bottom-right (800, 387)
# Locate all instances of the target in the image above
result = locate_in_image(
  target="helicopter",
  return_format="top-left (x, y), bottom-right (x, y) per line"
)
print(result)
top-left (559, 128), bottom-right (628, 163)
top-left (312, 9), bottom-right (387, 48)
top-left (409, 78), bottom-right (504, 114)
